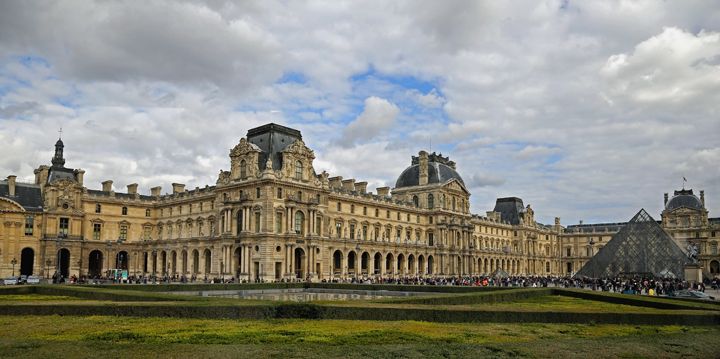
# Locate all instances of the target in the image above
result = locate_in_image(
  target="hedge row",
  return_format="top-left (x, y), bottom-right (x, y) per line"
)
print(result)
top-left (31, 285), bottom-right (201, 302)
top-left (552, 289), bottom-right (715, 311)
top-left (305, 283), bottom-right (514, 294)
top-left (388, 288), bottom-right (552, 306)
top-left (1, 302), bottom-right (718, 326)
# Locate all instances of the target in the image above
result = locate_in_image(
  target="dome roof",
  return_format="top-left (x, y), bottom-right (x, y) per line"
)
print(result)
top-left (665, 189), bottom-right (703, 211)
top-left (395, 161), bottom-right (465, 188)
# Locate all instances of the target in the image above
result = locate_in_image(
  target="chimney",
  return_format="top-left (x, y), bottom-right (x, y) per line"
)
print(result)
top-left (7, 175), bottom-right (16, 197)
top-left (328, 176), bottom-right (343, 189)
top-left (376, 187), bottom-right (390, 197)
top-left (341, 179), bottom-right (355, 192)
top-left (418, 151), bottom-right (429, 186)
top-left (151, 186), bottom-right (162, 197)
top-left (664, 193), bottom-right (668, 205)
top-left (102, 180), bottom-right (113, 192)
top-left (172, 183), bottom-right (185, 194)
top-left (700, 190), bottom-right (705, 207)
top-left (74, 169), bottom-right (85, 186)
top-left (579, 220), bottom-right (584, 225)
top-left (127, 183), bottom-right (138, 194)
top-left (555, 217), bottom-right (560, 226)
top-left (355, 181), bottom-right (367, 194)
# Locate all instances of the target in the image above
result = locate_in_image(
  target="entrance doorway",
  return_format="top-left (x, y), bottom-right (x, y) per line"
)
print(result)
top-left (20, 247), bottom-right (34, 276)
top-left (88, 250), bottom-right (103, 277)
top-left (294, 248), bottom-right (305, 278)
top-left (57, 248), bottom-right (70, 278)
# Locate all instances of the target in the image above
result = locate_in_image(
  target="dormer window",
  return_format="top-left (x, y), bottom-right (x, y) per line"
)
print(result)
top-left (295, 160), bottom-right (303, 180)
top-left (240, 160), bottom-right (247, 179)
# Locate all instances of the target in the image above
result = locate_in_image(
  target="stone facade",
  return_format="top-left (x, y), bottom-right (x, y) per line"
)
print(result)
top-left (0, 123), bottom-right (717, 281)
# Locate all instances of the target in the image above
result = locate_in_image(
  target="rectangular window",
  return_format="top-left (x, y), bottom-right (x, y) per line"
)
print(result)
top-left (363, 206), bottom-right (367, 216)
top-left (24, 216), bottom-right (34, 236)
top-left (386, 210), bottom-right (390, 219)
top-left (276, 213), bottom-right (283, 233)
top-left (95, 204), bottom-right (101, 213)
top-left (277, 188), bottom-right (283, 199)
top-left (59, 217), bottom-right (69, 236)
top-left (337, 202), bottom-right (341, 211)
top-left (145, 209), bottom-right (151, 217)
top-left (375, 208), bottom-right (379, 217)
top-left (336, 223), bottom-right (342, 238)
top-left (199, 202), bottom-right (203, 212)
top-left (119, 225), bottom-right (128, 240)
top-left (255, 213), bottom-right (261, 233)
top-left (350, 224), bottom-right (355, 240)
top-left (256, 187), bottom-right (261, 199)
top-left (566, 247), bottom-right (571, 257)
top-left (428, 232), bottom-right (434, 246)
top-left (429, 216), bottom-right (433, 224)
top-left (362, 225), bottom-right (368, 240)
top-left (93, 223), bottom-right (101, 240)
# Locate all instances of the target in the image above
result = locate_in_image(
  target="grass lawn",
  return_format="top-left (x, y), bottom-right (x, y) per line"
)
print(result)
top-left (0, 315), bottom-right (718, 358)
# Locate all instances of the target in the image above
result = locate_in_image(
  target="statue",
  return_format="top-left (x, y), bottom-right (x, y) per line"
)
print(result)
top-left (686, 242), bottom-right (699, 264)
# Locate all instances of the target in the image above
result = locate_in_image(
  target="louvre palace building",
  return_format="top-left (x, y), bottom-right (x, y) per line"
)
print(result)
top-left (1, 123), bottom-right (718, 281)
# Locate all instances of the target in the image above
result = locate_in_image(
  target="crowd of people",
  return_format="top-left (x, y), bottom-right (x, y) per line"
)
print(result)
top-left (50, 271), bottom-right (719, 297)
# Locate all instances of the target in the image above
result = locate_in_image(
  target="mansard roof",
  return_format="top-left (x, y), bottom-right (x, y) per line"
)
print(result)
top-left (0, 180), bottom-right (43, 212)
top-left (246, 123), bottom-right (303, 171)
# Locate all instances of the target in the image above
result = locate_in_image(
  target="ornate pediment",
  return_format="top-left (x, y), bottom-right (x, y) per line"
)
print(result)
top-left (442, 178), bottom-right (470, 195)
top-left (0, 197), bottom-right (25, 212)
top-left (230, 138), bottom-right (261, 157)
top-left (216, 170), bottom-right (231, 185)
top-left (283, 139), bottom-right (314, 159)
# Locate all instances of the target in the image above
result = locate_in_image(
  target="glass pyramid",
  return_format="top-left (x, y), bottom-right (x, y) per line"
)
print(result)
top-left (575, 209), bottom-right (689, 279)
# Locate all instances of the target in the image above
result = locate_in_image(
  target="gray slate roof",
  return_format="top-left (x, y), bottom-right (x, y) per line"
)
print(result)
top-left (395, 162), bottom-right (465, 188)
top-left (493, 197), bottom-right (525, 225)
top-left (0, 181), bottom-right (43, 212)
top-left (665, 189), bottom-right (704, 211)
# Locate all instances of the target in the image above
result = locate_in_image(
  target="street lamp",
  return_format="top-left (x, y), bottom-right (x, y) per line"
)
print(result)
top-left (11, 258), bottom-right (17, 277)
top-left (45, 259), bottom-right (52, 280)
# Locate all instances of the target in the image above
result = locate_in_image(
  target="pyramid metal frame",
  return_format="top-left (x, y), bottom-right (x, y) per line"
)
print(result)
top-left (574, 209), bottom-right (689, 279)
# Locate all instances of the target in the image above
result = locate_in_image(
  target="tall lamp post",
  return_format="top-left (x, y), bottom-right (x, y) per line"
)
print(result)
top-left (45, 259), bottom-right (52, 280)
top-left (588, 238), bottom-right (596, 278)
top-left (11, 258), bottom-right (17, 277)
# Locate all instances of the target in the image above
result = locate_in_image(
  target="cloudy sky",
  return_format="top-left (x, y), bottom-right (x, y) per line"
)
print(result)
top-left (1, 1), bottom-right (718, 225)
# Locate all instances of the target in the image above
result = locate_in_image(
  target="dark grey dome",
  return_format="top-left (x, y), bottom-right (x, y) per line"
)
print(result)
top-left (666, 189), bottom-right (703, 211)
top-left (395, 162), bottom-right (465, 188)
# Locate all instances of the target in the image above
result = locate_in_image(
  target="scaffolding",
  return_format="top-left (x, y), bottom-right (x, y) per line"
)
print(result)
top-left (575, 209), bottom-right (689, 279)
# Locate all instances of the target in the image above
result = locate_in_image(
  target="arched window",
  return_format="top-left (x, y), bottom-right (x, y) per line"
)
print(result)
top-left (240, 160), bottom-right (247, 179)
top-left (427, 194), bottom-right (434, 209)
top-left (412, 195), bottom-right (419, 208)
top-left (122, 206), bottom-right (128, 215)
top-left (295, 160), bottom-right (303, 180)
top-left (294, 211), bottom-right (305, 235)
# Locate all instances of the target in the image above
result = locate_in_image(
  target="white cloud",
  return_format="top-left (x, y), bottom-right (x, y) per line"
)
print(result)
top-left (602, 27), bottom-right (720, 106)
top-left (0, 1), bottom-right (719, 224)
top-left (338, 96), bottom-right (399, 146)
